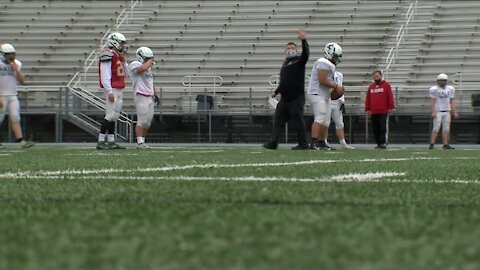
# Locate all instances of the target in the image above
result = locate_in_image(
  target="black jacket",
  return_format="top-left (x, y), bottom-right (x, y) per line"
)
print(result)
top-left (274, 39), bottom-right (309, 102)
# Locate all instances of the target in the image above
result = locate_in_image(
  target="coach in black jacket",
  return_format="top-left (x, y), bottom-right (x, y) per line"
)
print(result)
top-left (263, 29), bottom-right (309, 150)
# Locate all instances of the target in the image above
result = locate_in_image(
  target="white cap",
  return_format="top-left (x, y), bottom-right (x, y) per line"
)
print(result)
top-left (437, 73), bottom-right (448, 81)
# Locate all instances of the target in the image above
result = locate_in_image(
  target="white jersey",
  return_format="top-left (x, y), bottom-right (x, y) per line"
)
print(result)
top-left (330, 71), bottom-right (345, 105)
top-left (127, 60), bottom-right (154, 96)
top-left (0, 59), bottom-right (22, 96)
top-left (429, 85), bottom-right (455, 112)
top-left (307, 57), bottom-right (336, 99)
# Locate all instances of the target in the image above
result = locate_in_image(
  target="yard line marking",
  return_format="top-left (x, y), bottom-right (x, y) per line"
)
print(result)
top-left (64, 150), bottom-right (224, 156)
top-left (0, 157), bottom-right (451, 179)
top-left (4, 173), bottom-right (480, 184)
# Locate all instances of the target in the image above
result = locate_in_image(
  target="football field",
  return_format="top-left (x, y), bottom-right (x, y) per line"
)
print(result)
top-left (0, 145), bottom-right (479, 270)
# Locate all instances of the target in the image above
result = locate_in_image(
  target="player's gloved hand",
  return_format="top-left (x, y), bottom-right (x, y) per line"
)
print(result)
top-left (340, 103), bottom-right (346, 114)
top-left (154, 95), bottom-right (160, 105)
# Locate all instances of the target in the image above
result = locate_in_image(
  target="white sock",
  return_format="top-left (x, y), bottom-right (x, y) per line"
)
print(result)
top-left (340, 139), bottom-right (347, 145)
top-left (137, 137), bottom-right (145, 144)
top-left (98, 133), bottom-right (105, 142)
top-left (107, 134), bottom-right (115, 143)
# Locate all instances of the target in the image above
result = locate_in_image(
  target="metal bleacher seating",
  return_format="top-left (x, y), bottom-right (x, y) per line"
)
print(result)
top-left (385, 0), bottom-right (480, 115)
top-left (1, 0), bottom-right (478, 118)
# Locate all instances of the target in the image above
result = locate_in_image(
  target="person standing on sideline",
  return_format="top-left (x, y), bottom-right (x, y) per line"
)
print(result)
top-left (263, 28), bottom-right (309, 150)
top-left (325, 71), bottom-right (355, 150)
top-left (127, 47), bottom-right (159, 149)
top-left (307, 42), bottom-right (344, 150)
top-left (0, 43), bottom-right (34, 149)
top-left (365, 70), bottom-right (395, 149)
top-left (429, 73), bottom-right (459, 149)
top-left (96, 32), bottom-right (127, 150)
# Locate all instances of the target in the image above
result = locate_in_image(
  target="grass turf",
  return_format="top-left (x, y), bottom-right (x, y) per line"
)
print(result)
top-left (0, 147), bottom-right (479, 270)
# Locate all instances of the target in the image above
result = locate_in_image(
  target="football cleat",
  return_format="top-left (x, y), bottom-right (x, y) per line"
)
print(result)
top-left (443, 145), bottom-right (455, 150)
top-left (20, 140), bottom-right (34, 149)
top-left (341, 144), bottom-right (355, 150)
top-left (429, 144), bottom-right (434, 150)
top-left (96, 142), bottom-right (108, 150)
top-left (136, 143), bottom-right (150, 150)
top-left (107, 142), bottom-right (126, 150)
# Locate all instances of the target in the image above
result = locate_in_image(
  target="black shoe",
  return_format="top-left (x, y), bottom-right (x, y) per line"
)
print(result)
top-left (429, 144), bottom-right (434, 149)
top-left (107, 142), bottom-right (126, 150)
top-left (291, 144), bottom-right (309, 150)
top-left (263, 141), bottom-right (278, 150)
top-left (309, 140), bottom-right (320, 150)
top-left (318, 141), bottom-right (335, 151)
top-left (443, 145), bottom-right (455, 150)
top-left (375, 144), bottom-right (387, 149)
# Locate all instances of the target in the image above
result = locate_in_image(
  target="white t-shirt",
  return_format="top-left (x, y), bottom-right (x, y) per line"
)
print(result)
top-left (330, 71), bottom-right (345, 105)
top-left (307, 57), bottom-right (336, 99)
top-left (429, 85), bottom-right (455, 112)
top-left (0, 59), bottom-right (22, 96)
top-left (128, 60), bottom-right (154, 96)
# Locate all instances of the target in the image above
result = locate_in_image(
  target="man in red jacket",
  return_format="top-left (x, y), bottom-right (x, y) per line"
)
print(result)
top-left (365, 70), bottom-right (395, 149)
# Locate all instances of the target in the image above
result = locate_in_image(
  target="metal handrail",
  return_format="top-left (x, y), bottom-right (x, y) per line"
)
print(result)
top-left (66, 72), bottom-right (134, 142)
top-left (385, 1), bottom-right (417, 78)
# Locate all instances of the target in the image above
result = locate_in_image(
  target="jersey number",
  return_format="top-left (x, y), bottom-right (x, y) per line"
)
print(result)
top-left (117, 61), bottom-right (125, 77)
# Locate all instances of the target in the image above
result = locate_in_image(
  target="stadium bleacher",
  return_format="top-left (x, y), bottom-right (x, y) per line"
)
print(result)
top-left (0, 0), bottom-right (478, 143)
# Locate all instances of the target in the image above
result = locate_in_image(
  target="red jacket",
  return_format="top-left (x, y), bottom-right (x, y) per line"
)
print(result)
top-left (365, 80), bottom-right (395, 114)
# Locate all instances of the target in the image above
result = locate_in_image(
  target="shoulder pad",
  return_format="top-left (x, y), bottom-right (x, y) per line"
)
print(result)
top-left (99, 50), bottom-right (114, 62)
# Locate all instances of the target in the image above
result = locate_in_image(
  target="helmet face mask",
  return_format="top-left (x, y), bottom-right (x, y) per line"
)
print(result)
top-left (107, 32), bottom-right (127, 52)
top-left (136, 47), bottom-right (154, 63)
top-left (323, 42), bottom-right (342, 64)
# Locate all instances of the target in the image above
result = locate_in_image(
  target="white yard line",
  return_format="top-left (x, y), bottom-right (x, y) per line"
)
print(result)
top-left (0, 156), bottom-right (448, 179)
top-left (2, 172), bottom-right (479, 184)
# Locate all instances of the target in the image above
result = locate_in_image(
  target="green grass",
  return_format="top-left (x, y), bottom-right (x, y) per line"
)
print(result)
top-left (0, 146), bottom-right (479, 270)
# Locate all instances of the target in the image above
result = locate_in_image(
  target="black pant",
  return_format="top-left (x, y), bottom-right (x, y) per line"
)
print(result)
top-left (371, 113), bottom-right (388, 145)
top-left (271, 97), bottom-right (307, 146)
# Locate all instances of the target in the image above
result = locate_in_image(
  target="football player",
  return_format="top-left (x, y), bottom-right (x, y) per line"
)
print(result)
top-left (325, 71), bottom-right (354, 149)
top-left (96, 32), bottom-right (127, 150)
top-left (127, 47), bottom-right (158, 149)
top-left (0, 44), bottom-right (34, 148)
top-left (306, 42), bottom-right (344, 150)
top-left (429, 73), bottom-right (459, 149)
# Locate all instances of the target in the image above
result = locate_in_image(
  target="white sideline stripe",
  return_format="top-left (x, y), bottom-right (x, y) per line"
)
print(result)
top-left (0, 157), bottom-right (445, 178)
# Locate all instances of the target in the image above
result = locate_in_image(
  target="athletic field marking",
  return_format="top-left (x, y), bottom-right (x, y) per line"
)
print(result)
top-left (64, 150), bottom-right (224, 156)
top-left (2, 172), bottom-right (479, 184)
top-left (0, 156), bottom-right (454, 179)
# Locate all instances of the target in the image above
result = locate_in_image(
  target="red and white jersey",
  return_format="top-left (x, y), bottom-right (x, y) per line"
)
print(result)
top-left (98, 49), bottom-right (126, 92)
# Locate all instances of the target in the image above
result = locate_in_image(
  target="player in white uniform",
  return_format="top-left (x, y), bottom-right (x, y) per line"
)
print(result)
top-left (324, 71), bottom-right (354, 149)
top-left (0, 44), bottom-right (34, 149)
top-left (307, 42), bottom-right (344, 150)
top-left (127, 47), bottom-right (159, 149)
top-left (429, 73), bottom-right (459, 149)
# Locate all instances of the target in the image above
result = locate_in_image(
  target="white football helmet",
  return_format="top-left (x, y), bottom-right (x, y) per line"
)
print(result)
top-left (136, 47), bottom-right (154, 63)
top-left (0, 43), bottom-right (16, 54)
top-left (106, 32), bottom-right (126, 51)
top-left (437, 73), bottom-right (448, 81)
top-left (324, 42), bottom-right (342, 61)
